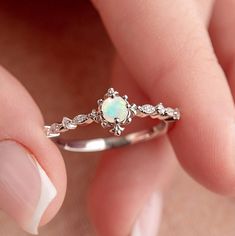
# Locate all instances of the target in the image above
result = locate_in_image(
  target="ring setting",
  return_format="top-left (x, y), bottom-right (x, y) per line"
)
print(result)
top-left (97, 88), bottom-right (136, 135)
top-left (44, 88), bottom-right (180, 152)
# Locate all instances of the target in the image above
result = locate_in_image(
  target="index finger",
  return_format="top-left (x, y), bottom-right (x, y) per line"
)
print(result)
top-left (92, 0), bottom-right (235, 194)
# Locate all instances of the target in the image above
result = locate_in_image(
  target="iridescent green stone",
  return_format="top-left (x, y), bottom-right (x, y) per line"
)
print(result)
top-left (101, 96), bottom-right (128, 123)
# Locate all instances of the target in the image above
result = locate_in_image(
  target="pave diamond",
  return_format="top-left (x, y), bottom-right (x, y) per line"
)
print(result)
top-left (130, 104), bottom-right (137, 115)
top-left (141, 104), bottom-right (155, 114)
top-left (62, 117), bottom-right (77, 129)
top-left (155, 103), bottom-right (165, 115)
top-left (165, 108), bottom-right (175, 117)
top-left (73, 114), bottom-right (88, 124)
top-left (165, 108), bottom-right (180, 120)
top-left (50, 123), bottom-right (62, 133)
top-left (173, 109), bottom-right (180, 120)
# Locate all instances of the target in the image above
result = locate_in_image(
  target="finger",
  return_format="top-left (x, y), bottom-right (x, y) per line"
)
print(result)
top-left (91, 0), bottom-right (235, 194)
top-left (196, 0), bottom-right (215, 24)
top-left (209, 0), bottom-right (235, 93)
top-left (89, 58), bottom-right (177, 236)
top-left (0, 67), bottom-right (66, 234)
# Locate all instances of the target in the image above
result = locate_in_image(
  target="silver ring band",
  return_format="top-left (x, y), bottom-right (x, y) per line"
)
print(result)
top-left (44, 88), bottom-right (180, 152)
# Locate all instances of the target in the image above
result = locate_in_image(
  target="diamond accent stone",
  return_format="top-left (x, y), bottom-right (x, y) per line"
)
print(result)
top-left (155, 103), bottom-right (165, 115)
top-left (165, 108), bottom-right (174, 116)
top-left (89, 110), bottom-right (100, 122)
top-left (165, 108), bottom-right (180, 120)
top-left (50, 123), bottom-right (62, 134)
top-left (101, 96), bottom-right (129, 123)
top-left (62, 117), bottom-right (77, 129)
top-left (141, 104), bottom-right (155, 114)
top-left (173, 109), bottom-right (180, 120)
top-left (73, 114), bottom-right (88, 124)
top-left (130, 104), bottom-right (137, 116)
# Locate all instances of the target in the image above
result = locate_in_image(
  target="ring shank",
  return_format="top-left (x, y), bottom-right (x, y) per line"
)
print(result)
top-left (53, 120), bottom-right (170, 152)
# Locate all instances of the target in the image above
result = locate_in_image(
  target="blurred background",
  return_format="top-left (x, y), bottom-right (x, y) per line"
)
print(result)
top-left (0, 1), bottom-right (234, 235)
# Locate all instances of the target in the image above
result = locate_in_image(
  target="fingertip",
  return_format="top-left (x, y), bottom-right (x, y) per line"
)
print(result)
top-left (171, 120), bottom-right (235, 196)
top-left (0, 66), bottom-right (67, 233)
top-left (88, 137), bottom-right (176, 236)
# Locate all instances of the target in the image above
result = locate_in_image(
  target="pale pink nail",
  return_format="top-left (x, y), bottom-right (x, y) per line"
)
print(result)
top-left (130, 192), bottom-right (163, 236)
top-left (0, 140), bottom-right (57, 234)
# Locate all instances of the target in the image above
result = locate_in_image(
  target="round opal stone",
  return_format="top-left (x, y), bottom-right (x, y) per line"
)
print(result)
top-left (101, 96), bottom-right (128, 123)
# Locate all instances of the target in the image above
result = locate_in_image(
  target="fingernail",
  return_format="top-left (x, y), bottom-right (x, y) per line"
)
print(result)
top-left (130, 192), bottom-right (163, 236)
top-left (0, 140), bottom-right (57, 234)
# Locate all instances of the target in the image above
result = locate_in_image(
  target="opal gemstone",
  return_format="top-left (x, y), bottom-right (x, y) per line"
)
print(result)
top-left (101, 96), bottom-right (128, 123)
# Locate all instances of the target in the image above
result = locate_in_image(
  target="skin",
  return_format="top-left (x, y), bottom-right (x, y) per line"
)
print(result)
top-left (0, 0), bottom-right (235, 235)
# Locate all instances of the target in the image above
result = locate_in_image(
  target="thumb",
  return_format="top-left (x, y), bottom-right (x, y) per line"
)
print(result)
top-left (0, 67), bottom-right (66, 234)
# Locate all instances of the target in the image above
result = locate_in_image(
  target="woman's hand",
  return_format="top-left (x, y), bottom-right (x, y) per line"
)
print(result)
top-left (89, 0), bottom-right (235, 235)
top-left (0, 1), bottom-right (234, 236)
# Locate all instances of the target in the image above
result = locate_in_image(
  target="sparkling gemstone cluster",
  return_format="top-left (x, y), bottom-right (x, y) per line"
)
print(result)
top-left (46, 88), bottom-right (180, 138)
top-left (138, 103), bottom-right (180, 120)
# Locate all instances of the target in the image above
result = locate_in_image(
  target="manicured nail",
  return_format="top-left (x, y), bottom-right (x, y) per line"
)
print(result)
top-left (130, 192), bottom-right (163, 236)
top-left (0, 140), bottom-right (57, 234)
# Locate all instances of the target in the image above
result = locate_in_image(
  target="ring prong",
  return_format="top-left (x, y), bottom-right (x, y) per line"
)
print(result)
top-left (108, 88), bottom-right (115, 94)
top-left (123, 95), bottom-right (128, 100)
top-left (114, 117), bottom-right (120, 124)
top-left (101, 121), bottom-right (108, 128)
top-left (126, 117), bottom-right (132, 124)
top-left (97, 99), bottom-right (103, 105)
top-left (116, 129), bottom-right (122, 136)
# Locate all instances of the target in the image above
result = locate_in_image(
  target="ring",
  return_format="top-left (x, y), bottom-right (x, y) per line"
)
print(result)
top-left (44, 88), bottom-right (180, 152)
